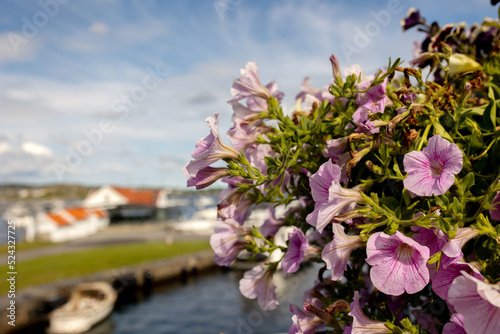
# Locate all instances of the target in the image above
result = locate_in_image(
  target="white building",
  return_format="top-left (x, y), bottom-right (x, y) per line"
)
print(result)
top-left (84, 185), bottom-right (169, 209)
top-left (33, 207), bottom-right (109, 243)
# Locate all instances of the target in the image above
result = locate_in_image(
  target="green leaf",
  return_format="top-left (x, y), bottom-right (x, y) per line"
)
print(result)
top-left (483, 87), bottom-right (497, 130)
top-left (460, 172), bottom-right (475, 192)
top-left (463, 105), bottom-right (487, 116)
top-left (437, 216), bottom-right (452, 233)
top-left (402, 188), bottom-right (411, 206)
top-left (451, 197), bottom-right (463, 215)
top-left (392, 157), bottom-right (403, 177)
top-left (379, 196), bottom-right (399, 209)
top-left (432, 118), bottom-right (454, 142)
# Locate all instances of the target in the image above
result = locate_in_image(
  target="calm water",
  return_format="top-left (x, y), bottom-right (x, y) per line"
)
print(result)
top-left (106, 265), bottom-right (319, 334)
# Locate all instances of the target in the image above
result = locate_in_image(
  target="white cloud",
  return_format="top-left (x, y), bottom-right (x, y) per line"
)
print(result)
top-left (0, 32), bottom-right (37, 65)
top-left (0, 141), bottom-right (10, 153)
top-left (89, 22), bottom-right (109, 34)
top-left (21, 141), bottom-right (53, 156)
top-left (98, 162), bottom-right (131, 173)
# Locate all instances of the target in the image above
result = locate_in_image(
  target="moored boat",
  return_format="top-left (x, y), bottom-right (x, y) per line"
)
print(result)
top-left (48, 282), bottom-right (117, 334)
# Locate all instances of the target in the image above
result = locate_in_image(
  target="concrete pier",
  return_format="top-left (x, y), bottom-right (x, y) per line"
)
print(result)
top-left (0, 249), bottom-right (216, 334)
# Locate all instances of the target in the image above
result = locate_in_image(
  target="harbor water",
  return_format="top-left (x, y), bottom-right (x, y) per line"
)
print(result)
top-left (105, 264), bottom-right (319, 334)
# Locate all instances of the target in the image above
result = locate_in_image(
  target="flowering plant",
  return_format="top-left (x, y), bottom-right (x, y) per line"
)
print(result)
top-left (184, 8), bottom-right (500, 334)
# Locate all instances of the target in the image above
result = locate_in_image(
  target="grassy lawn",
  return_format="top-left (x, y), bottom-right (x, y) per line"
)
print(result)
top-left (0, 241), bottom-right (211, 294)
top-left (1, 240), bottom-right (57, 254)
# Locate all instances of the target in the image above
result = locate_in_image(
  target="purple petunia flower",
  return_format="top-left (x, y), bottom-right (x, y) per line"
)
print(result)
top-left (348, 291), bottom-right (390, 333)
top-left (306, 160), bottom-right (363, 233)
top-left (448, 271), bottom-right (500, 334)
top-left (289, 304), bottom-right (324, 334)
top-left (226, 117), bottom-right (271, 151)
top-left (229, 62), bottom-right (283, 104)
top-left (411, 211), bottom-right (447, 256)
top-left (306, 160), bottom-right (341, 231)
top-left (183, 113), bottom-right (239, 179)
top-left (400, 8), bottom-right (426, 31)
top-left (295, 76), bottom-right (322, 101)
top-left (352, 109), bottom-right (380, 134)
top-left (441, 227), bottom-right (480, 259)
top-left (323, 137), bottom-right (348, 161)
top-left (239, 265), bottom-right (279, 311)
top-left (282, 229), bottom-right (309, 275)
top-left (186, 166), bottom-right (228, 190)
top-left (210, 218), bottom-right (251, 266)
top-left (442, 313), bottom-right (466, 334)
top-left (366, 231), bottom-right (430, 296)
top-left (217, 176), bottom-right (253, 223)
top-left (411, 308), bottom-right (441, 334)
top-left (322, 224), bottom-right (365, 280)
top-left (431, 261), bottom-right (483, 300)
top-left (261, 208), bottom-right (285, 237)
top-left (489, 191), bottom-right (500, 221)
top-left (355, 78), bottom-right (388, 114)
top-left (403, 135), bottom-right (463, 197)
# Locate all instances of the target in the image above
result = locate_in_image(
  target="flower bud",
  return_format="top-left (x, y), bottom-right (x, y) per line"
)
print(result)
top-left (448, 53), bottom-right (482, 76)
top-left (325, 300), bottom-right (349, 314)
top-left (329, 54), bottom-right (341, 81)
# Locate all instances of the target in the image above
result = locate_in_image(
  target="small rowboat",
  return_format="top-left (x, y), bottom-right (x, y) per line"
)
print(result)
top-left (48, 282), bottom-right (117, 334)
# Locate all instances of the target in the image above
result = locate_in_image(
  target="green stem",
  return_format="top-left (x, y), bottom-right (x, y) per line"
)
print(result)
top-left (417, 124), bottom-right (432, 151)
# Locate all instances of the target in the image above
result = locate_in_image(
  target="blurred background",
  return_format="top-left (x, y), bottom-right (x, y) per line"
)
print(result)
top-left (0, 0), bottom-right (497, 333)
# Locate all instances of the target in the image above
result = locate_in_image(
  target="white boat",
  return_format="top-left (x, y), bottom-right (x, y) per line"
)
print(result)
top-left (171, 208), bottom-right (217, 235)
top-left (48, 282), bottom-right (117, 334)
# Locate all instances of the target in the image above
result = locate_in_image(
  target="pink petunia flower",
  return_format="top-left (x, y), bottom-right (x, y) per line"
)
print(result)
top-left (366, 231), bottom-right (430, 296)
top-left (210, 218), bottom-right (251, 266)
top-left (226, 117), bottom-right (271, 151)
top-left (355, 78), bottom-right (388, 114)
top-left (348, 291), bottom-right (390, 333)
top-left (411, 211), bottom-right (447, 256)
top-left (183, 113), bottom-right (239, 178)
top-left (489, 191), bottom-right (500, 221)
top-left (323, 137), bottom-right (348, 161)
top-left (442, 313), bottom-right (466, 334)
top-left (282, 229), bottom-right (309, 274)
top-left (289, 304), bottom-right (324, 334)
top-left (441, 226), bottom-right (480, 259)
top-left (186, 166), bottom-right (228, 190)
top-left (306, 160), bottom-right (363, 233)
top-left (431, 261), bottom-right (483, 300)
top-left (403, 135), bottom-right (463, 197)
top-left (344, 64), bottom-right (374, 82)
top-left (246, 80), bottom-right (284, 111)
top-left (315, 182), bottom-right (363, 232)
top-left (260, 208), bottom-right (285, 237)
top-left (306, 160), bottom-right (341, 231)
top-left (295, 76), bottom-right (322, 101)
top-left (351, 108), bottom-right (381, 134)
top-left (217, 176), bottom-right (253, 223)
top-left (229, 62), bottom-right (283, 103)
top-left (239, 265), bottom-right (279, 311)
top-left (448, 271), bottom-right (500, 334)
top-left (322, 224), bottom-right (365, 280)
top-left (411, 308), bottom-right (441, 334)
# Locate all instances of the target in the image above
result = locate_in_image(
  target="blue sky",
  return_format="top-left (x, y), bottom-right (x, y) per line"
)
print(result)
top-left (0, 0), bottom-right (497, 189)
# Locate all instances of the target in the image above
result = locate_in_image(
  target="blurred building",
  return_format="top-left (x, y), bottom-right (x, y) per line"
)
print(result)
top-left (83, 185), bottom-right (170, 222)
top-left (1, 205), bottom-right (109, 243)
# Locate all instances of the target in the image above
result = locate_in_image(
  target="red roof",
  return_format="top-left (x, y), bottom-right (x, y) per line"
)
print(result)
top-left (65, 207), bottom-right (89, 220)
top-left (47, 213), bottom-right (70, 226)
top-left (89, 209), bottom-right (108, 218)
top-left (112, 187), bottom-right (160, 206)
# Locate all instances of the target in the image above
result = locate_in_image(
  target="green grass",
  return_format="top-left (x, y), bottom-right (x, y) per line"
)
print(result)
top-left (0, 241), bottom-right (211, 293)
top-left (1, 240), bottom-right (56, 254)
